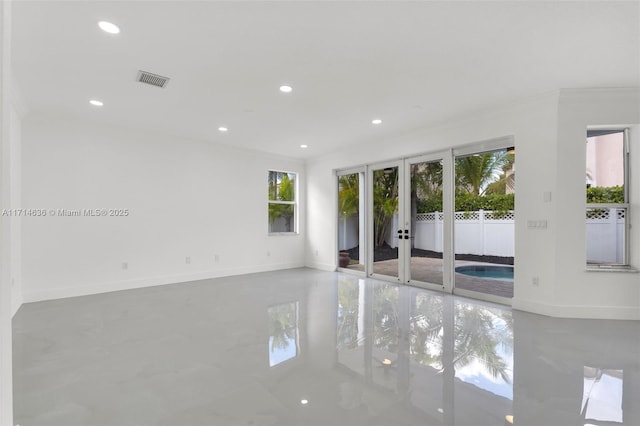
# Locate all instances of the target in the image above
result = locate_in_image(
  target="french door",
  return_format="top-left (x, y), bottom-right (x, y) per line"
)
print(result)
top-left (368, 161), bottom-right (405, 282)
top-left (367, 154), bottom-right (451, 292)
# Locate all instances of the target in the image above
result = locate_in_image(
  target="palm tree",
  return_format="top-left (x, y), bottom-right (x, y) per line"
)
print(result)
top-left (268, 172), bottom-right (295, 230)
top-left (411, 161), bottom-right (443, 247)
top-left (373, 168), bottom-right (399, 247)
top-left (338, 174), bottom-right (359, 219)
top-left (485, 153), bottom-right (515, 195)
top-left (455, 151), bottom-right (511, 195)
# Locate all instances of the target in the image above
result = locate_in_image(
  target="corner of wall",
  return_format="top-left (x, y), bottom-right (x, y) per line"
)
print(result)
top-left (11, 294), bottom-right (21, 318)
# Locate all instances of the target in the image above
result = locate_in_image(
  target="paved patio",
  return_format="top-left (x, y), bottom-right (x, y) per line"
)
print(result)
top-left (344, 257), bottom-right (514, 298)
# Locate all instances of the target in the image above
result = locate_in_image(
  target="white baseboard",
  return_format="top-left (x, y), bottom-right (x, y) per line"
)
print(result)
top-left (22, 262), bottom-right (305, 304)
top-left (513, 298), bottom-right (640, 320)
top-left (305, 260), bottom-right (336, 272)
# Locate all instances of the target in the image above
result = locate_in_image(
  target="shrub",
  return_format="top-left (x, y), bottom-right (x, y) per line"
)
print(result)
top-left (586, 186), bottom-right (624, 203)
top-left (417, 193), bottom-right (515, 213)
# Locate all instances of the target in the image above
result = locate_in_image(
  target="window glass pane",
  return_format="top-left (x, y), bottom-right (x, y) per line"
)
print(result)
top-left (338, 173), bottom-right (362, 271)
top-left (268, 171), bottom-right (279, 201)
top-left (279, 173), bottom-right (295, 202)
top-left (372, 167), bottom-right (399, 278)
top-left (268, 170), bottom-right (296, 233)
top-left (268, 171), bottom-right (296, 202)
top-left (269, 203), bottom-right (295, 233)
top-left (410, 160), bottom-right (444, 285)
top-left (586, 131), bottom-right (625, 202)
top-left (454, 148), bottom-right (515, 299)
top-left (585, 131), bottom-right (627, 265)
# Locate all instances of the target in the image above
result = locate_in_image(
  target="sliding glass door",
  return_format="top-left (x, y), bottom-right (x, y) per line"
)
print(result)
top-left (337, 169), bottom-right (365, 273)
top-left (453, 144), bottom-right (515, 301)
top-left (338, 137), bottom-right (515, 305)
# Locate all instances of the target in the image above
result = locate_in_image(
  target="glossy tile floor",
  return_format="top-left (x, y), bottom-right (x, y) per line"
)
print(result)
top-left (13, 268), bottom-right (640, 426)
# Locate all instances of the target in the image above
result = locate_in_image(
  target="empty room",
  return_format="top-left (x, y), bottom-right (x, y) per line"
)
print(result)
top-left (1, 1), bottom-right (639, 425)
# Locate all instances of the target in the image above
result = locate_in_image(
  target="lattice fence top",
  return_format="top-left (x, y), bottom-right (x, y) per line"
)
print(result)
top-left (586, 209), bottom-right (610, 220)
top-left (416, 213), bottom-right (435, 221)
top-left (415, 212), bottom-right (444, 221)
top-left (416, 211), bottom-right (515, 221)
top-left (586, 208), bottom-right (626, 220)
top-left (484, 211), bottom-right (515, 221)
top-left (454, 211), bottom-right (480, 220)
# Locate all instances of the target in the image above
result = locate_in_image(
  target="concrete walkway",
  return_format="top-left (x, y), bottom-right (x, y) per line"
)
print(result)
top-left (345, 257), bottom-right (514, 298)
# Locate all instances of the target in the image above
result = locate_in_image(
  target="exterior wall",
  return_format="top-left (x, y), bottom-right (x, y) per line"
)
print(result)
top-left (586, 133), bottom-right (624, 187)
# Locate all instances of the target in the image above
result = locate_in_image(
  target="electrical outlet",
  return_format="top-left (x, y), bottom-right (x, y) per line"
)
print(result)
top-left (214, 254), bottom-right (220, 262)
top-left (267, 251), bottom-right (271, 257)
top-left (315, 249), bottom-right (319, 256)
top-left (122, 262), bottom-right (128, 270)
top-left (186, 256), bottom-right (191, 265)
top-left (532, 276), bottom-right (539, 286)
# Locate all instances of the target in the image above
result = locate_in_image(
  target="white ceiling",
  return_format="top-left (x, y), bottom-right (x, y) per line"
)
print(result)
top-left (12, 1), bottom-right (640, 159)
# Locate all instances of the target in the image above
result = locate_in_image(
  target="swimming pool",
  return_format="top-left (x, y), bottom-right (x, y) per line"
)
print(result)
top-left (455, 265), bottom-right (514, 281)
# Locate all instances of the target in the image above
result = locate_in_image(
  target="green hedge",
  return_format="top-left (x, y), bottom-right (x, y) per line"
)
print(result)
top-left (417, 192), bottom-right (515, 213)
top-left (586, 186), bottom-right (624, 203)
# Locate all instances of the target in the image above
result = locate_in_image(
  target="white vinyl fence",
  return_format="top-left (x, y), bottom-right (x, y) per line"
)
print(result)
top-left (339, 208), bottom-right (624, 262)
top-left (389, 210), bottom-right (515, 257)
top-left (586, 208), bottom-right (626, 264)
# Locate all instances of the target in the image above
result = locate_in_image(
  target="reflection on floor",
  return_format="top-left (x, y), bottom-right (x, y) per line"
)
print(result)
top-left (13, 269), bottom-right (640, 426)
top-left (348, 257), bottom-right (514, 298)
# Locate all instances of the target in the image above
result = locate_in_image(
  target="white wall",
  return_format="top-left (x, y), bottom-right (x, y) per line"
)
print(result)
top-left (21, 115), bottom-right (306, 302)
top-left (306, 88), bottom-right (640, 320)
top-left (552, 89), bottom-right (640, 319)
top-left (0, 1), bottom-right (14, 423)
top-left (8, 103), bottom-right (21, 317)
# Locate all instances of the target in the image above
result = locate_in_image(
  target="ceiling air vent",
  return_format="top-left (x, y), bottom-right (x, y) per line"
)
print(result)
top-left (136, 70), bottom-right (170, 88)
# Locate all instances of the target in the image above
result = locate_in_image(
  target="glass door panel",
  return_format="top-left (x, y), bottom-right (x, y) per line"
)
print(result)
top-left (371, 164), bottom-right (401, 280)
top-left (338, 171), bottom-right (365, 272)
top-left (453, 147), bottom-right (515, 299)
top-left (408, 159), bottom-right (444, 287)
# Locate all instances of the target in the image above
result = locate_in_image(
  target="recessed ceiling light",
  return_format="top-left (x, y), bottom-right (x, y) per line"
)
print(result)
top-left (89, 99), bottom-right (104, 107)
top-left (372, 119), bottom-right (382, 125)
top-left (218, 127), bottom-right (228, 132)
top-left (300, 399), bottom-right (309, 405)
top-left (98, 21), bottom-right (120, 34)
top-left (300, 144), bottom-right (308, 149)
top-left (279, 85), bottom-right (293, 93)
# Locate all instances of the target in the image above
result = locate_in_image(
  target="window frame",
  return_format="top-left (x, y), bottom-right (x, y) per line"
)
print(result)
top-left (268, 169), bottom-right (298, 235)
top-left (586, 128), bottom-right (630, 267)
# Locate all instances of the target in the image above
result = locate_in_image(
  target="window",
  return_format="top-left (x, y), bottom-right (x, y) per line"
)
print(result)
top-left (268, 170), bottom-right (297, 233)
top-left (586, 129), bottom-right (629, 266)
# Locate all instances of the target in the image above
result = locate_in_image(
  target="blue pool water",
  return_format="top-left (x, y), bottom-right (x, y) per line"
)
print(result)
top-left (455, 265), bottom-right (514, 281)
